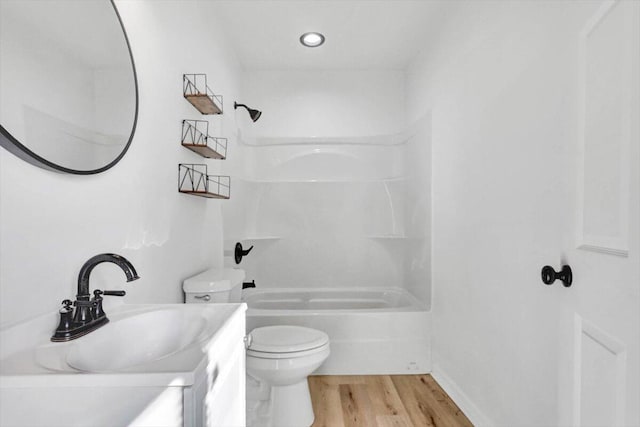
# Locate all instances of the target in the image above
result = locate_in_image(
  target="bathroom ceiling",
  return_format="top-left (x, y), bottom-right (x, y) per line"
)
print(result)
top-left (207, 0), bottom-right (447, 70)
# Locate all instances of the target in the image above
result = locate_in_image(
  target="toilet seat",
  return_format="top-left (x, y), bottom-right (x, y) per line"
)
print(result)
top-left (247, 325), bottom-right (329, 359)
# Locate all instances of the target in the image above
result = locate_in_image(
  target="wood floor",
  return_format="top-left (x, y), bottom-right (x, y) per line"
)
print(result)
top-left (309, 374), bottom-right (473, 427)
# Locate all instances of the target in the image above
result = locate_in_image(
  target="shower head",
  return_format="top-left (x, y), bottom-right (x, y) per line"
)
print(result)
top-left (234, 102), bottom-right (262, 122)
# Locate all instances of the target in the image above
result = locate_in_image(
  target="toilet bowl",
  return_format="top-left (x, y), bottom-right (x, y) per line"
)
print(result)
top-left (246, 325), bottom-right (330, 427)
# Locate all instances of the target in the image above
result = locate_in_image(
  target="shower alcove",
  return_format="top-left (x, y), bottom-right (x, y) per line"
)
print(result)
top-left (223, 124), bottom-right (431, 374)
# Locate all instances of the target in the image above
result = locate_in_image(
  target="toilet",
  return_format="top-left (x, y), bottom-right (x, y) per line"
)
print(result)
top-left (246, 325), bottom-right (330, 427)
top-left (183, 268), bottom-right (330, 427)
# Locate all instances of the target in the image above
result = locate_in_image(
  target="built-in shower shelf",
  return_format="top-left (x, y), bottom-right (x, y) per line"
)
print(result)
top-left (179, 164), bottom-right (230, 199)
top-left (181, 119), bottom-right (227, 159)
top-left (183, 74), bottom-right (223, 115)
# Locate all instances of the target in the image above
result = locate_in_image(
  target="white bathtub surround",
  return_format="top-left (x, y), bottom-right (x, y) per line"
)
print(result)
top-left (222, 126), bottom-right (431, 304)
top-left (244, 287), bottom-right (430, 375)
top-left (223, 65), bottom-right (427, 296)
top-left (0, 303), bottom-right (247, 426)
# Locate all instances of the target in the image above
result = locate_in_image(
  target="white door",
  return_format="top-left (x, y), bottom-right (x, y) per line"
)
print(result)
top-left (558, 1), bottom-right (639, 426)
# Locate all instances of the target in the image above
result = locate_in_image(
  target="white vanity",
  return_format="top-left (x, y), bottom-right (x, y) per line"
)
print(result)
top-left (0, 303), bottom-right (246, 426)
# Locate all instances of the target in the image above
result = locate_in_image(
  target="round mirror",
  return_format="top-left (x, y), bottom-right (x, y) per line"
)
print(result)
top-left (0, 0), bottom-right (138, 174)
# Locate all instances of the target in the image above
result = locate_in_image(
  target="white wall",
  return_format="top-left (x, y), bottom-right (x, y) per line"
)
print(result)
top-left (0, 0), bottom-right (242, 328)
top-left (241, 70), bottom-right (405, 138)
top-left (406, 1), bottom-right (639, 425)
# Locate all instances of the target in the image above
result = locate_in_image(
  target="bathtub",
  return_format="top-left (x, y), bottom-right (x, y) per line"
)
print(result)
top-left (243, 287), bottom-right (431, 375)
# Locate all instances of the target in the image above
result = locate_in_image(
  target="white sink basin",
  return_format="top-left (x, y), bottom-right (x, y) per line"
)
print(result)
top-left (0, 302), bottom-right (247, 427)
top-left (0, 303), bottom-right (245, 377)
top-left (66, 308), bottom-right (207, 372)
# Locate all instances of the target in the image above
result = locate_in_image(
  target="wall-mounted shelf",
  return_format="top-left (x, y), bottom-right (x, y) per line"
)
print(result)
top-left (179, 164), bottom-right (230, 199)
top-left (183, 74), bottom-right (223, 115)
top-left (181, 119), bottom-right (227, 159)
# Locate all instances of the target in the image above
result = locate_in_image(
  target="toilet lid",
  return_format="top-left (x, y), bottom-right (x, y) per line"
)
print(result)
top-left (248, 325), bottom-right (329, 354)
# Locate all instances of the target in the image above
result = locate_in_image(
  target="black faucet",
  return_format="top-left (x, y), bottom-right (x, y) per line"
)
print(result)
top-left (51, 253), bottom-right (139, 342)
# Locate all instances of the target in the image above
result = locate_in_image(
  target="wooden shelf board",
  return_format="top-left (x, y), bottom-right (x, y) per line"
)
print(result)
top-left (179, 190), bottom-right (229, 199)
top-left (182, 143), bottom-right (225, 159)
top-left (184, 94), bottom-right (222, 115)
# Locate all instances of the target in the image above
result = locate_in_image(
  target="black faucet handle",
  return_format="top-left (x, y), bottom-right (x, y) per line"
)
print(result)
top-left (91, 289), bottom-right (126, 302)
top-left (93, 289), bottom-right (126, 297)
top-left (60, 299), bottom-right (73, 312)
top-left (54, 300), bottom-right (75, 338)
top-left (90, 290), bottom-right (124, 320)
top-left (234, 242), bottom-right (254, 264)
top-left (103, 290), bottom-right (126, 297)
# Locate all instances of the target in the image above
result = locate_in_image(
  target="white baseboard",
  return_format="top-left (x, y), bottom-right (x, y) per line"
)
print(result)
top-left (431, 365), bottom-right (494, 427)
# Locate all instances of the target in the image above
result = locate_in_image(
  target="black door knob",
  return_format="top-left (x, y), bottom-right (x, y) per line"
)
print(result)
top-left (541, 265), bottom-right (572, 287)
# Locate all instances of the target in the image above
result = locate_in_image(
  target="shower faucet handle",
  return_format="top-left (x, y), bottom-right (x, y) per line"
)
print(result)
top-left (234, 242), bottom-right (254, 264)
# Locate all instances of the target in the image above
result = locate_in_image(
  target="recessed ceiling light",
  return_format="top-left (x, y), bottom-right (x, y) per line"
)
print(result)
top-left (300, 32), bottom-right (325, 48)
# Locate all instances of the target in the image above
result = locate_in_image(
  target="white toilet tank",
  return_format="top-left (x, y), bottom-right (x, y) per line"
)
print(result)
top-left (183, 268), bottom-right (245, 303)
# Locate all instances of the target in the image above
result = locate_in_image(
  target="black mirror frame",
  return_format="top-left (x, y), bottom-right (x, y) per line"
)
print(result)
top-left (0, 0), bottom-right (138, 175)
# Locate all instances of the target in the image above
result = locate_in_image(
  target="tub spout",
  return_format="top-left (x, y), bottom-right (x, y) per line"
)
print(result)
top-left (242, 280), bottom-right (256, 289)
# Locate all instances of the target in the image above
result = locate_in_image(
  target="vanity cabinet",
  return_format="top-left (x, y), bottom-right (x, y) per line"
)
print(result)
top-left (184, 306), bottom-right (246, 426)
